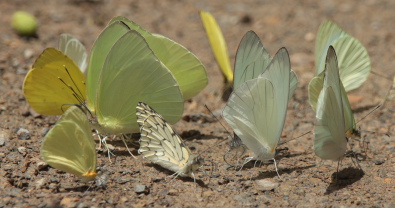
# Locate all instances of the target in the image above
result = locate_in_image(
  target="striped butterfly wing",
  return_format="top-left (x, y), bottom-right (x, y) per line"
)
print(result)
top-left (137, 102), bottom-right (195, 177)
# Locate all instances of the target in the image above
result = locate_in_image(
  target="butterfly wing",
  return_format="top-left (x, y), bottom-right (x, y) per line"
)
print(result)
top-left (316, 20), bottom-right (370, 92)
top-left (310, 47), bottom-right (356, 132)
top-left (95, 31), bottom-right (184, 134)
top-left (223, 48), bottom-right (293, 161)
top-left (59, 34), bottom-right (88, 74)
top-left (315, 20), bottom-right (348, 76)
top-left (86, 21), bottom-right (131, 111)
top-left (314, 47), bottom-right (348, 161)
top-left (41, 106), bottom-right (97, 182)
top-left (308, 71), bottom-right (324, 112)
top-left (233, 31), bottom-right (271, 90)
top-left (314, 87), bottom-right (347, 161)
top-left (109, 16), bottom-right (208, 100)
top-left (137, 102), bottom-right (194, 176)
top-left (332, 36), bottom-right (371, 92)
top-left (223, 78), bottom-right (277, 161)
top-left (23, 48), bottom-right (86, 115)
top-left (200, 10), bottom-right (233, 86)
top-left (259, 48), bottom-right (292, 140)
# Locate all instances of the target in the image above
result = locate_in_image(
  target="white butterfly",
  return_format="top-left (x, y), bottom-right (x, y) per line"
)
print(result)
top-left (137, 102), bottom-right (203, 181)
top-left (223, 46), bottom-right (297, 168)
top-left (314, 46), bottom-right (353, 161)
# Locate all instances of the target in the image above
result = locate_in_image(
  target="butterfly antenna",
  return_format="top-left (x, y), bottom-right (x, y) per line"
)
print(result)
top-left (63, 65), bottom-right (85, 99)
top-left (355, 104), bottom-right (382, 126)
top-left (278, 131), bottom-right (312, 145)
top-left (204, 104), bottom-right (245, 166)
top-left (195, 105), bottom-right (231, 158)
top-left (370, 70), bottom-right (393, 81)
top-left (204, 104), bottom-right (232, 136)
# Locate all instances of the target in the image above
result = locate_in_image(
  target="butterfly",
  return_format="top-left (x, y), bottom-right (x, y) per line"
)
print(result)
top-left (137, 102), bottom-right (203, 181)
top-left (58, 34), bottom-right (88, 75)
top-left (314, 46), bottom-right (359, 161)
top-left (223, 32), bottom-right (298, 170)
top-left (109, 16), bottom-right (208, 100)
top-left (200, 10), bottom-right (233, 87)
top-left (222, 31), bottom-right (297, 162)
top-left (309, 20), bottom-right (371, 111)
top-left (24, 20), bottom-right (185, 134)
top-left (41, 106), bottom-right (97, 182)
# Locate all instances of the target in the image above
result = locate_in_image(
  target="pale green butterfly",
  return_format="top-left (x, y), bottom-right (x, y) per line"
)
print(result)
top-left (309, 20), bottom-right (371, 111)
top-left (223, 46), bottom-right (297, 165)
top-left (314, 46), bottom-right (358, 161)
top-left (58, 34), bottom-right (88, 75)
top-left (108, 16), bottom-right (208, 100)
top-left (41, 106), bottom-right (97, 182)
top-left (86, 21), bottom-right (184, 134)
top-left (224, 31), bottom-right (298, 156)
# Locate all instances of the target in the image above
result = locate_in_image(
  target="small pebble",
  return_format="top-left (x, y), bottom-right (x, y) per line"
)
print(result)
top-left (134, 184), bottom-right (149, 194)
top-left (35, 178), bottom-right (46, 189)
top-left (24, 49), bottom-right (34, 59)
top-left (372, 159), bottom-right (385, 165)
top-left (17, 147), bottom-right (27, 155)
top-left (17, 128), bottom-right (30, 140)
top-left (37, 162), bottom-right (48, 170)
top-left (0, 132), bottom-right (7, 146)
top-left (255, 179), bottom-right (279, 191)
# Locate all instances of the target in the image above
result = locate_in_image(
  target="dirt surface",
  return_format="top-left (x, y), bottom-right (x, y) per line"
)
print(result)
top-left (1, 0), bottom-right (395, 207)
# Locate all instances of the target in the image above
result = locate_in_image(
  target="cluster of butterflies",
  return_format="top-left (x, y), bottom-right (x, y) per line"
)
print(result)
top-left (201, 12), bottom-right (372, 166)
top-left (22, 13), bottom-right (382, 185)
top-left (23, 17), bottom-right (208, 182)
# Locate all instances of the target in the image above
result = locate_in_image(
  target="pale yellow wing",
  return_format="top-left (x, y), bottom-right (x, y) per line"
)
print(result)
top-left (41, 106), bottom-right (97, 182)
top-left (200, 11), bottom-right (233, 86)
top-left (23, 48), bottom-right (86, 115)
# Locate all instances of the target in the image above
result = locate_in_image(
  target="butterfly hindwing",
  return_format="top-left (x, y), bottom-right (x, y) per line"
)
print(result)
top-left (109, 16), bottom-right (208, 100)
top-left (137, 102), bottom-right (196, 176)
top-left (59, 34), bottom-right (88, 74)
top-left (95, 30), bottom-right (184, 134)
top-left (41, 106), bottom-right (97, 182)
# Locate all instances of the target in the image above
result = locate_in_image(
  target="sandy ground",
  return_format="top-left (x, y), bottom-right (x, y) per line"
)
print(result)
top-left (0, 0), bottom-right (395, 207)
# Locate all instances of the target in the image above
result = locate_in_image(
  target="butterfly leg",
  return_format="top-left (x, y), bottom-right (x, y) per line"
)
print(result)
top-left (100, 135), bottom-right (115, 163)
top-left (272, 158), bottom-right (283, 181)
top-left (121, 134), bottom-right (136, 158)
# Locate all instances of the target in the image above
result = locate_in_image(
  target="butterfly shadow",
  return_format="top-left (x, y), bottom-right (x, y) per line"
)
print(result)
top-left (252, 164), bottom-right (316, 180)
top-left (180, 130), bottom-right (219, 141)
top-left (230, 150), bottom-right (311, 171)
top-left (324, 167), bottom-right (364, 195)
top-left (62, 184), bottom-right (103, 193)
top-left (146, 164), bottom-right (207, 188)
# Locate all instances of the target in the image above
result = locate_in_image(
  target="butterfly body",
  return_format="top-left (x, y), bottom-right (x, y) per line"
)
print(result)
top-left (137, 102), bottom-right (202, 178)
